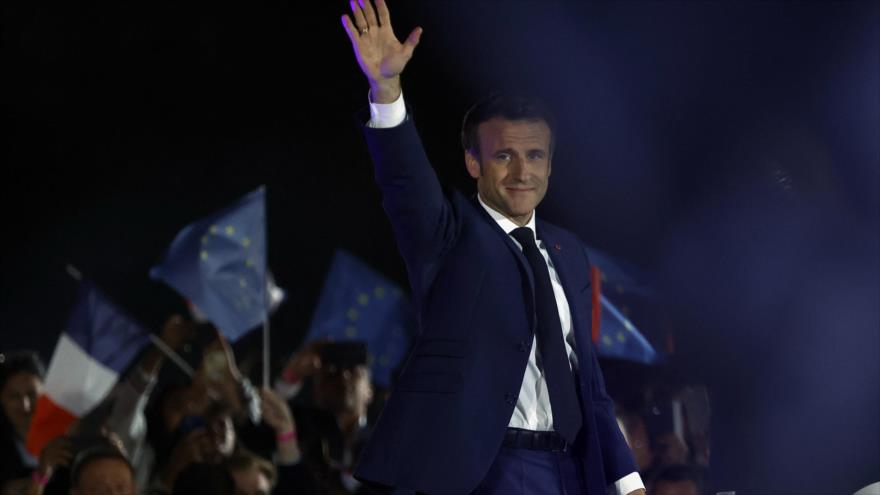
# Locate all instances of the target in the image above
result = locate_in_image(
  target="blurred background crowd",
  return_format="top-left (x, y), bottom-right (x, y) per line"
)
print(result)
top-left (0, 307), bottom-right (720, 495)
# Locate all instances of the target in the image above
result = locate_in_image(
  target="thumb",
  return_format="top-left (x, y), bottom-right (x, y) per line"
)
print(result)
top-left (402, 26), bottom-right (422, 56)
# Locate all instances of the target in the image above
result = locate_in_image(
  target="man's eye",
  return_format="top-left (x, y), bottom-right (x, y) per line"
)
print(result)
top-left (496, 153), bottom-right (510, 161)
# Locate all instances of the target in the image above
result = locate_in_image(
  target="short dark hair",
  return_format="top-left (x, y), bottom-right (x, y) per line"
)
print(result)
top-left (223, 448), bottom-right (277, 487)
top-left (0, 351), bottom-right (46, 391)
top-left (461, 93), bottom-right (557, 158)
top-left (70, 445), bottom-right (134, 488)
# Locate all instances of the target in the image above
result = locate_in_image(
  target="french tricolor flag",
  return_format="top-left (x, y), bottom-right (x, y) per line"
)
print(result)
top-left (26, 281), bottom-right (149, 456)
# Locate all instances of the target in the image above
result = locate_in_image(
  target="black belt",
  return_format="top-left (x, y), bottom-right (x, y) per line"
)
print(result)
top-left (502, 427), bottom-right (570, 452)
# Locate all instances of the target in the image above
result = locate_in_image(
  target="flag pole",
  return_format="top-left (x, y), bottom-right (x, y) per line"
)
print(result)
top-left (65, 264), bottom-right (194, 378)
top-left (148, 334), bottom-right (195, 378)
top-left (262, 319), bottom-right (270, 387)
top-left (262, 186), bottom-right (271, 387)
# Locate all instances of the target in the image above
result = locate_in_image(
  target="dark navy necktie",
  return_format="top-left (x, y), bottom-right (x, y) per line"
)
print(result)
top-left (510, 227), bottom-right (582, 443)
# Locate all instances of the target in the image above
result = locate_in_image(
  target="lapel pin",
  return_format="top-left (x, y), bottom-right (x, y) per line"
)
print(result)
top-left (554, 243), bottom-right (562, 251)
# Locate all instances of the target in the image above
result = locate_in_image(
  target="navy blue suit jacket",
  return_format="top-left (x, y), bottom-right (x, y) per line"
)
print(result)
top-left (353, 115), bottom-right (637, 494)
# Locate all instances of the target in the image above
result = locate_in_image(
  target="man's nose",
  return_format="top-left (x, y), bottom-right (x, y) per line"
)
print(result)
top-left (509, 158), bottom-right (528, 181)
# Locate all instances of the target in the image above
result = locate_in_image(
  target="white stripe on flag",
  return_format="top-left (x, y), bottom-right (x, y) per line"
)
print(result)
top-left (43, 334), bottom-right (118, 416)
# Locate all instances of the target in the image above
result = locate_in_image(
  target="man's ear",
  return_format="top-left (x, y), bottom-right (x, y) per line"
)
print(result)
top-left (464, 150), bottom-right (481, 179)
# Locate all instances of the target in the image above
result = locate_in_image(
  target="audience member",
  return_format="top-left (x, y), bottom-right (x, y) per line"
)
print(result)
top-left (224, 449), bottom-right (275, 495)
top-left (68, 445), bottom-right (136, 495)
top-left (0, 351), bottom-right (47, 495)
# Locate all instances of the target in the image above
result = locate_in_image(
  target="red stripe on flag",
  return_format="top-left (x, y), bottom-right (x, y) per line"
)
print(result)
top-left (591, 266), bottom-right (602, 344)
top-left (25, 395), bottom-right (77, 456)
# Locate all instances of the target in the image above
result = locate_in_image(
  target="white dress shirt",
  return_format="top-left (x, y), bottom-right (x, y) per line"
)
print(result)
top-left (368, 91), bottom-right (644, 495)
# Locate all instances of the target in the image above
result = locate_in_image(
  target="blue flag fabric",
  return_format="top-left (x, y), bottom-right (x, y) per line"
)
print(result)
top-left (586, 247), bottom-right (660, 365)
top-left (596, 295), bottom-right (659, 365)
top-left (305, 250), bottom-right (413, 387)
top-left (66, 281), bottom-right (151, 374)
top-left (151, 187), bottom-right (267, 341)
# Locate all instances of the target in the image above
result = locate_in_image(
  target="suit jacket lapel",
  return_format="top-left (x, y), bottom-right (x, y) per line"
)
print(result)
top-left (536, 221), bottom-right (587, 354)
top-left (472, 196), bottom-right (537, 332)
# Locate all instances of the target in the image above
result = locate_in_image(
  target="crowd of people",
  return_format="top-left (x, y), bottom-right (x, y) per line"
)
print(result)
top-left (1, 313), bottom-right (714, 495)
top-left (0, 314), bottom-right (384, 495)
top-left (0, 316), bottom-right (708, 495)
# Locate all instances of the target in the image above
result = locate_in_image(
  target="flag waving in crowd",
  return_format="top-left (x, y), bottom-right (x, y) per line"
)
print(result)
top-left (587, 247), bottom-right (660, 365)
top-left (25, 280), bottom-right (150, 456)
top-left (305, 250), bottom-right (413, 388)
top-left (151, 186), bottom-right (284, 342)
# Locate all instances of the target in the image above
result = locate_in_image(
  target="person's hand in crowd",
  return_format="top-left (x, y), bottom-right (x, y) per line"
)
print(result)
top-left (195, 329), bottom-right (245, 415)
top-left (260, 387), bottom-right (302, 465)
top-left (341, 0), bottom-right (421, 103)
top-left (201, 328), bottom-right (244, 384)
top-left (260, 387), bottom-right (294, 434)
top-left (31, 435), bottom-right (73, 491)
top-left (279, 340), bottom-right (327, 385)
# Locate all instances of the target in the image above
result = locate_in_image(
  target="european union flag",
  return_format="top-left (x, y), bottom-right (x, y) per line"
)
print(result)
top-left (305, 250), bottom-right (413, 387)
top-left (587, 247), bottom-right (659, 365)
top-left (151, 187), bottom-right (269, 341)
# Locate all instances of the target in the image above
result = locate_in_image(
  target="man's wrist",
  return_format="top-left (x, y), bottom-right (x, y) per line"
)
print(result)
top-left (369, 78), bottom-right (402, 104)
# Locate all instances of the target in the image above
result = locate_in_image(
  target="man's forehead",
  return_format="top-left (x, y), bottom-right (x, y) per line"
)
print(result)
top-left (477, 117), bottom-right (551, 148)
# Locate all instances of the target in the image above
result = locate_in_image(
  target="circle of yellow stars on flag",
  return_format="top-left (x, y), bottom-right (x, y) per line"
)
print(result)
top-left (342, 285), bottom-right (400, 369)
top-left (198, 224), bottom-right (261, 311)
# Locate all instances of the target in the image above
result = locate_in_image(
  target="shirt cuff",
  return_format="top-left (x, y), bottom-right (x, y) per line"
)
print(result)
top-left (367, 89), bottom-right (406, 128)
top-left (609, 472), bottom-right (645, 495)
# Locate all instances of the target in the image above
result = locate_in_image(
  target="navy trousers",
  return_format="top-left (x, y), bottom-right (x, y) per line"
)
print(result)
top-left (470, 445), bottom-right (588, 495)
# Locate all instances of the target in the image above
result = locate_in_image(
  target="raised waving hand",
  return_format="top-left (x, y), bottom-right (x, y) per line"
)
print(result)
top-left (341, 0), bottom-right (422, 103)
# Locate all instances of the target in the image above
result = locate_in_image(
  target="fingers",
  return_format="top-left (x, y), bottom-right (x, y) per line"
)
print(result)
top-left (259, 387), bottom-right (277, 407)
top-left (375, 0), bottom-right (391, 26)
top-left (57, 444), bottom-right (74, 466)
top-left (341, 15), bottom-right (359, 45)
top-left (402, 26), bottom-right (423, 56)
top-left (349, 0), bottom-right (368, 32)
top-left (41, 437), bottom-right (73, 467)
top-left (359, 0), bottom-right (379, 28)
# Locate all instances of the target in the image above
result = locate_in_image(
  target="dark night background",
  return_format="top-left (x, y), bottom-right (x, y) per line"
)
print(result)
top-left (2, 0), bottom-right (878, 492)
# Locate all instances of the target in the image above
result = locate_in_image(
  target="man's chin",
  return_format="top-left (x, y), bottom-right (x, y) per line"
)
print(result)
top-left (503, 203), bottom-right (536, 219)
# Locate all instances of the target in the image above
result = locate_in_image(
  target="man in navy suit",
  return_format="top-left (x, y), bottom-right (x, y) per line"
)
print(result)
top-left (340, 1), bottom-right (645, 493)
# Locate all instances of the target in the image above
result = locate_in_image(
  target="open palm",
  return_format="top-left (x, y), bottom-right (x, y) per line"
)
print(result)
top-left (342, 0), bottom-right (421, 100)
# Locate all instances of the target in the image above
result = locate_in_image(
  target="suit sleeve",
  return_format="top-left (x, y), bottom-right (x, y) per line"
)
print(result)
top-left (361, 113), bottom-right (461, 304)
top-left (580, 244), bottom-right (641, 488)
top-left (588, 341), bottom-right (641, 485)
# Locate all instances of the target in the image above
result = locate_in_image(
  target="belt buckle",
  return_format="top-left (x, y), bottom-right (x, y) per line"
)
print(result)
top-left (551, 439), bottom-right (568, 453)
